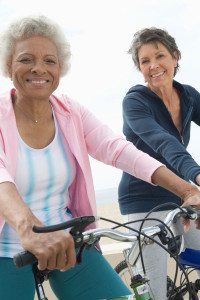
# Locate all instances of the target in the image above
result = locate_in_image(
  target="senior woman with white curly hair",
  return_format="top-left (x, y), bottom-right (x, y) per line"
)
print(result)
top-left (1, 15), bottom-right (200, 300)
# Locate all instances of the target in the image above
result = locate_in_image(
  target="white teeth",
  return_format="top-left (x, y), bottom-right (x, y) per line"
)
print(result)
top-left (151, 72), bottom-right (164, 78)
top-left (32, 80), bottom-right (46, 83)
top-left (27, 80), bottom-right (48, 83)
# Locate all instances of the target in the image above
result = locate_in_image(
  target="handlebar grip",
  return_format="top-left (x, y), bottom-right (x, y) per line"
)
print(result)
top-left (13, 216), bottom-right (97, 268)
top-left (13, 250), bottom-right (37, 268)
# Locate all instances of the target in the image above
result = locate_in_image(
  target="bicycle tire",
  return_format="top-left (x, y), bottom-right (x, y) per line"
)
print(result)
top-left (115, 260), bottom-right (132, 289)
top-left (115, 260), bottom-right (184, 300)
top-left (167, 276), bottom-right (184, 300)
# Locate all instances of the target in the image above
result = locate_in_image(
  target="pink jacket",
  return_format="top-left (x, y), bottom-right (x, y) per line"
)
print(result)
top-left (0, 90), bottom-right (163, 232)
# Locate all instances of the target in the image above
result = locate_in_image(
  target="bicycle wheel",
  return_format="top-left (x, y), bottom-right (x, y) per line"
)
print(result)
top-left (115, 261), bottom-right (184, 300)
top-left (167, 276), bottom-right (184, 300)
top-left (115, 260), bottom-right (132, 289)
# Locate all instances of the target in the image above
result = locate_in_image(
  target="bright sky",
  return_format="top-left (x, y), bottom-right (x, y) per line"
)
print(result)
top-left (0, 0), bottom-right (200, 192)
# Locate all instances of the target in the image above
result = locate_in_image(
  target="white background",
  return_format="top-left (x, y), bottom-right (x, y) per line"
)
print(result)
top-left (0, 0), bottom-right (200, 194)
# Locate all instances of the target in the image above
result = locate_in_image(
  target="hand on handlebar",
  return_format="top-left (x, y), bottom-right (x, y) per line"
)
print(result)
top-left (14, 216), bottom-right (96, 269)
top-left (19, 226), bottom-right (76, 271)
top-left (180, 215), bottom-right (200, 231)
top-left (182, 190), bottom-right (200, 208)
top-left (179, 216), bottom-right (190, 232)
top-left (181, 193), bottom-right (200, 230)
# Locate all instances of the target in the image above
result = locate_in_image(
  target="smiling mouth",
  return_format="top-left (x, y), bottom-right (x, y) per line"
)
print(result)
top-left (151, 71), bottom-right (165, 78)
top-left (26, 79), bottom-right (50, 83)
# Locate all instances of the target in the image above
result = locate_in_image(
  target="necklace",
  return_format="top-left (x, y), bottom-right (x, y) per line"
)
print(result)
top-left (14, 103), bottom-right (51, 124)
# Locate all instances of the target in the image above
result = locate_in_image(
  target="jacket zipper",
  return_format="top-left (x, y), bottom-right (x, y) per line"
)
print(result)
top-left (181, 106), bottom-right (193, 145)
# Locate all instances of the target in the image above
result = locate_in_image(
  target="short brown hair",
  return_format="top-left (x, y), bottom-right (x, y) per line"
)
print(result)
top-left (128, 27), bottom-right (181, 76)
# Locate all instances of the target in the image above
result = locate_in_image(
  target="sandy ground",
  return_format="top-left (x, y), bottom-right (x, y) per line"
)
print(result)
top-left (34, 202), bottom-right (198, 299)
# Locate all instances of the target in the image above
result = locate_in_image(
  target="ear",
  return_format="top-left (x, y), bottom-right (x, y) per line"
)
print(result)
top-left (173, 50), bottom-right (178, 59)
top-left (173, 51), bottom-right (179, 66)
top-left (173, 60), bottom-right (178, 68)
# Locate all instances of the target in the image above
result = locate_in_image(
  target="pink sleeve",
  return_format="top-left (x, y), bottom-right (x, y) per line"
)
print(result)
top-left (114, 143), bottom-right (164, 184)
top-left (0, 167), bottom-right (15, 184)
top-left (66, 97), bottom-right (164, 184)
top-left (81, 107), bottom-right (164, 184)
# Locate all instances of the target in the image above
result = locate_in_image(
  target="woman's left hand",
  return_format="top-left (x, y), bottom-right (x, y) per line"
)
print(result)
top-left (181, 191), bottom-right (200, 230)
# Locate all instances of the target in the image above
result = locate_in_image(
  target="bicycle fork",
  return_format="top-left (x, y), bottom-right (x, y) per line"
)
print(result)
top-left (123, 248), bottom-right (152, 300)
top-left (32, 264), bottom-right (49, 300)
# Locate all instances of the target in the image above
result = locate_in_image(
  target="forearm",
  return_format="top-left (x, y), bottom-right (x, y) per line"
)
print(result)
top-left (0, 181), bottom-right (76, 270)
top-left (152, 166), bottom-right (199, 201)
top-left (0, 181), bottom-right (41, 234)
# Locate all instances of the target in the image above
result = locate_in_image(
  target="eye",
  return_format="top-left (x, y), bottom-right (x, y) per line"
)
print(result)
top-left (18, 58), bottom-right (32, 64)
top-left (140, 59), bottom-right (149, 65)
top-left (157, 53), bottom-right (164, 59)
top-left (45, 59), bottom-right (57, 65)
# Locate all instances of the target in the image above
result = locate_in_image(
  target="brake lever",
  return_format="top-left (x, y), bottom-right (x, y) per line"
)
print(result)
top-left (68, 216), bottom-right (99, 264)
top-left (13, 216), bottom-right (98, 268)
top-left (33, 215), bottom-right (97, 233)
top-left (69, 216), bottom-right (97, 247)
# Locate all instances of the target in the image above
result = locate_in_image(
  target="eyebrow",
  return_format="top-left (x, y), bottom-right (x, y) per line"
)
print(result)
top-left (16, 53), bottom-right (58, 58)
top-left (139, 50), bottom-right (165, 60)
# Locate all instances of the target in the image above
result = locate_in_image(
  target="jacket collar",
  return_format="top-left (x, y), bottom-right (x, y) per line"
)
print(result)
top-left (0, 89), bottom-right (72, 120)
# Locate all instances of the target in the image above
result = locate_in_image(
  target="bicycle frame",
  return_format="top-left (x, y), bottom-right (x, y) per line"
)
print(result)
top-left (115, 208), bottom-right (200, 299)
top-left (32, 264), bottom-right (49, 300)
top-left (13, 207), bottom-right (200, 300)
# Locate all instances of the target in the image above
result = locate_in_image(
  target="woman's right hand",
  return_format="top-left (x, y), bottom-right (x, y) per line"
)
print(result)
top-left (0, 182), bottom-right (76, 271)
top-left (17, 219), bottom-right (76, 271)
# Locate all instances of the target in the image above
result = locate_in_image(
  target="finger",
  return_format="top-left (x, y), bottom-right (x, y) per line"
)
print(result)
top-left (61, 236), bottom-right (76, 271)
top-left (46, 252), bottom-right (57, 270)
top-left (60, 251), bottom-right (76, 272)
top-left (183, 223), bottom-right (190, 232)
top-left (180, 217), bottom-right (190, 232)
top-left (37, 255), bottom-right (48, 271)
top-left (182, 198), bottom-right (200, 209)
top-left (56, 249), bottom-right (67, 270)
top-left (181, 201), bottom-right (187, 207)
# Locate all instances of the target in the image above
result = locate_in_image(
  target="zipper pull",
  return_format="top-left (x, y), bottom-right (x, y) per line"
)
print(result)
top-left (180, 135), bottom-right (184, 144)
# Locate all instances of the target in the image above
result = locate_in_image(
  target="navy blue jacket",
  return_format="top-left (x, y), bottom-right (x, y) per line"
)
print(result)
top-left (118, 80), bottom-right (200, 214)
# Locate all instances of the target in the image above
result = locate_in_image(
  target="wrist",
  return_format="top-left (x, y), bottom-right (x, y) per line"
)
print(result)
top-left (15, 211), bottom-right (42, 236)
top-left (181, 185), bottom-right (200, 202)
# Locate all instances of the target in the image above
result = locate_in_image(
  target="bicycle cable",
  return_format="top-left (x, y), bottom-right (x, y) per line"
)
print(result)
top-left (100, 216), bottom-right (193, 299)
top-left (137, 202), bottom-right (186, 299)
top-left (134, 201), bottom-right (196, 300)
top-left (100, 202), bottom-right (195, 299)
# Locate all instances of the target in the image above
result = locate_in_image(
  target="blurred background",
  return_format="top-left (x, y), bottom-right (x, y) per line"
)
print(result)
top-left (0, 0), bottom-right (200, 203)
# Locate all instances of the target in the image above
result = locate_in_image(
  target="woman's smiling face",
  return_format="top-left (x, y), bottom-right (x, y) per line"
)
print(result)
top-left (138, 42), bottom-right (177, 90)
top-left (9, 35), bottom-right (61, 100)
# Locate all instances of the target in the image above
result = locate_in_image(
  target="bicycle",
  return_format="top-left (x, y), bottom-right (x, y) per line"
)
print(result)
top-left (13, 206), bottom-right (200, 300)
top-left (114, 206), bottom-right (200, 300)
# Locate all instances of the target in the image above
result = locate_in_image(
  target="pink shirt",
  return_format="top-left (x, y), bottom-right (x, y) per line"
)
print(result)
top-left (0, 90), bottom-right (163, 232)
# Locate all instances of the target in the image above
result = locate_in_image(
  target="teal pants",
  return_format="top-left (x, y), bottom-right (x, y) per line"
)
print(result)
top-left (0, 248), bottom-right (130, 300)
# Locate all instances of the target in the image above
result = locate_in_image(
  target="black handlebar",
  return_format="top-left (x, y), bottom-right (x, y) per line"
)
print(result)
top-left (13, 206), bottom-right (200, 268)
top-left (33, 216), bottom-right (96, 233)
top-left (13, 250), bottom-right (38, 268)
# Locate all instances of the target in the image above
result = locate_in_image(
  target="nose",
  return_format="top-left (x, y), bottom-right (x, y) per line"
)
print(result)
top-left (149, 61), bottom-right (159, 70)
top-left (30, 61), bottom-right (47, 75)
